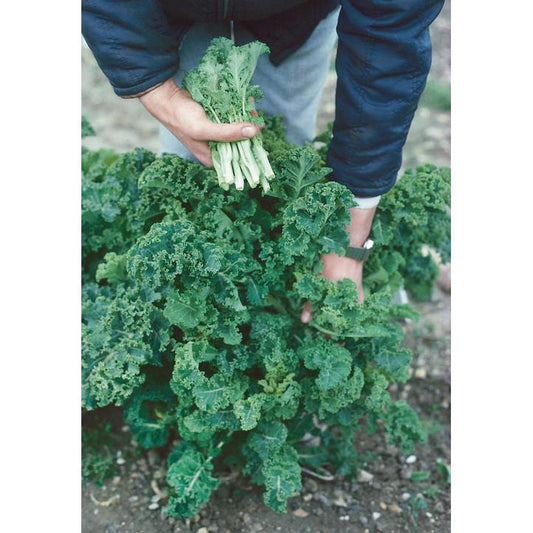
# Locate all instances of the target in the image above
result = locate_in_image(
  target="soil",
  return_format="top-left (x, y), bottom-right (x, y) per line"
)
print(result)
top-left (81, 2), bottom-right (451, 532)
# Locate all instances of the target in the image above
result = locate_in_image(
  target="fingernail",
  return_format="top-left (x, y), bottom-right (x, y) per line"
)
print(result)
top-left (301, 311), bottom-right (311, 323)
top-left (242, 126), bottom-right (255, 138)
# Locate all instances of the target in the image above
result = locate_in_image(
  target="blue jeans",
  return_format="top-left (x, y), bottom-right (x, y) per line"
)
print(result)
top-left (159, 7), bottom-right (340, 157)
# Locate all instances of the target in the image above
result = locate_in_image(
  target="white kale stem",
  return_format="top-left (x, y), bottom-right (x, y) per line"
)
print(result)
top-left (231, 143), bottom-right (245, 190)
top-left (251, 137), bottom-right (274, 180)
top-left (217, 143), bottom-right (234, 184)
top-left (236, 146), bottom-right (257, 188)
top-left (260, 174), bottom-right (271, 193)
top-left (210, 145), bottom-right (225, 186)
top-left (236, 140), bottom-right (260, 187)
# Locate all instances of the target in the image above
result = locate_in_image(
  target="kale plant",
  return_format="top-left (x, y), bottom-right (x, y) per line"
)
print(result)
top-left (81, 115), bottom-right (450, 517)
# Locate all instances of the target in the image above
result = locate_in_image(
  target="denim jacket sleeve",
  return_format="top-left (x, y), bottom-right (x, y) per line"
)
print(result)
top-left (82, 0), bottom-right (188, 97)
top-left (327, 0), bottom-right (444, 197)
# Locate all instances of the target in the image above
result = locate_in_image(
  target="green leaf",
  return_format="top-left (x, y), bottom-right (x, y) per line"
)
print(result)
top-left (262, 444), bottom-right (302, 513)
top-left (166, 443), bottom-right (220, 518)
top-left (82, 115), bottom-right (95, 138)
top-left (234, 394), bottom-right (266, 431)
top-left (248, 420), bottom-right (288, 461)
top-left (411, 470), bottom-right (431, 482)
top-left (164, 287), bottom-right (210, 330)
top-left (374, 348), bottom-right (412, 381)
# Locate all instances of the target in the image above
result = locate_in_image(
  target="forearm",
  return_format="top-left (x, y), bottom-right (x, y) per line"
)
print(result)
top-left (327, 0), bottom-right (444, 196)
top-left (348, 205), bottom-right (377, 247)
top-left (82, 0), bottom-right (186, 97)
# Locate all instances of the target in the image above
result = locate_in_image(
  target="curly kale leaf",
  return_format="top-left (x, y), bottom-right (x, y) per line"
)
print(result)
top-left (82, 115), bottom-right (95, 138)
top-left (261, 443), bottom-right (302, 513)
top-left (82, 148), bottom-right (156, 277)
top-left (82, 283), bottom-right (170, 409)
top-left (276, 180), bottom-right (354, 266)
top-left (298, 335), bottom-right (352, 391)
top-left (269, 146), bottom-right (331, 201)
top-left (166, 442), bottom-right (222, 518)
top-left (124, 374), bottom-right (175, 449)
top-left (370, 164), bottom-right (451, 300)
top-left (384, 400), bottom-right (427, 453)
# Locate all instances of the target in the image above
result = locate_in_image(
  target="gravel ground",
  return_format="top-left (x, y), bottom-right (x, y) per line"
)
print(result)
top-left (82, 3), bottom-right (451, 532)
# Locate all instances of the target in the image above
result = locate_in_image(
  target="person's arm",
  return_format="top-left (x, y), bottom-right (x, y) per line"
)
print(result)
top-left (82, 0), bottom-right (186, 97)
top-left (327, 0), bottom-right (445, 197)
top-left (302, 0), bottom-right (444, 317)
top-left (82, 0), bottom-right (262, 165)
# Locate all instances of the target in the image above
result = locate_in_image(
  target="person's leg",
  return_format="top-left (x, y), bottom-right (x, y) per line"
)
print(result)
top-left (158, 23), bottom-right (230, 157)
top-left (242, 7), bottom-right (340, 145)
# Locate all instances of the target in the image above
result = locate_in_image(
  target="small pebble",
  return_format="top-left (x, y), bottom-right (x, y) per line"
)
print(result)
top-left (116, 457), bottom-right (126, 465)
top-left (293, 508), bottom-right (309, 518)
top-left (389, 504), bottom-right (402, 514)
top-left (339, 515), bottom-right (349, 521)
top-left (197, 528), bottom-right (209, 533)
top-left (402, 493), bottom-right (411, 501)
top-left (402, 467), bottom-right (413, 480)
top-left (357, 469), bottom-right (374, 483)
top-left (314, 493), bottom-right (331, 506)
top-left (414, 368), bottom-right (427, 379)
top-left (112, 476), bottom-right (121, 485)
top-left (303, 494), bottom-right (313, 502)
top-left (372, 512), bottom-right (381, 521)
top-left (304, 478), bottom-right (318, 492)
top-left (406, 455), bottom-right (417, 464)
top-left (379, 502), bottom-right (387, 510)
top-left (333, 494), bottom-right (348, 508)
top-left (148, 502), bottom-right (159, 510)
top-left (434, 502), bottom-right (445, 513)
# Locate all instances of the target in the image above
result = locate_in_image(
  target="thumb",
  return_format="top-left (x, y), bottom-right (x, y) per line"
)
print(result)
top-left (196, 121), bottom-right (262, 142)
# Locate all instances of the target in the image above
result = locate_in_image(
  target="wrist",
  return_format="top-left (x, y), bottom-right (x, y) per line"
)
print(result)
top-left (139, 78), bottom-right (183, 129)
top-left (347, 206), bottom-right (376, 247)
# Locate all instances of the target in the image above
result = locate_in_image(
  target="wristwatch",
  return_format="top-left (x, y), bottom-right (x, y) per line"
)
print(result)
top-left (345, 238), bottom-right (374, 261)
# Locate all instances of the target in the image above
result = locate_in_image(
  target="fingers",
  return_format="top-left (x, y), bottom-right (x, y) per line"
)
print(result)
top-left (195, 121), bottom-right (263, 143)
top-left (300, 301), bottom-right (313, 324)
top-left (182, 137), bottom-right (211, 167)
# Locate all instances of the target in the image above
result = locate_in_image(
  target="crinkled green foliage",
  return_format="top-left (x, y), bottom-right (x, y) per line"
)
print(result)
top-left (82, 112), bottom-right (450, 517)
top-left (82, 115), bottom-right (95, 138)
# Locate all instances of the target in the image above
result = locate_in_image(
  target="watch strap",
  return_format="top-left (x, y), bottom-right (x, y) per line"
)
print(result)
top-left (345, 238), bottom-right (374, 261)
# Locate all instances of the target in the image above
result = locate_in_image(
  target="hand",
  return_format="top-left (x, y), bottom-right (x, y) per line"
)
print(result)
top-left (300, 205), bottom-right (377, 323)
top-left (139, 78), bottom-right (262, 167)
